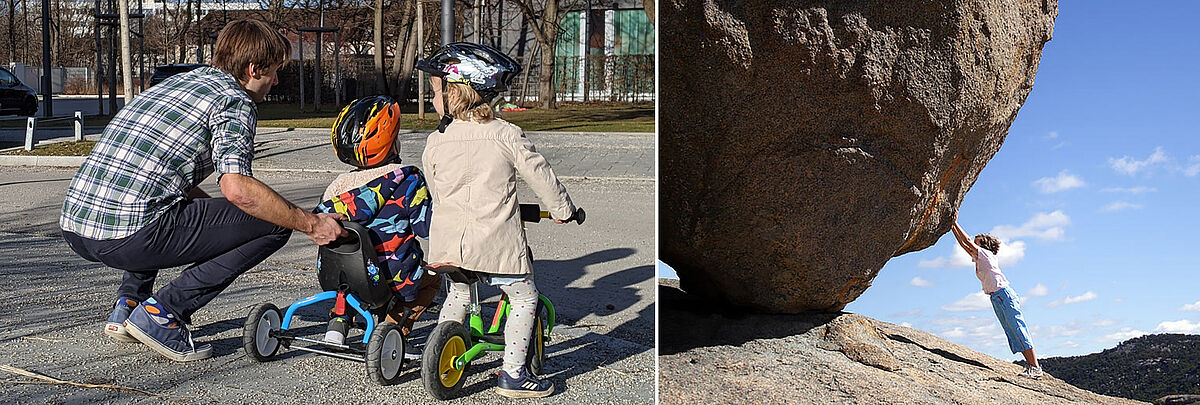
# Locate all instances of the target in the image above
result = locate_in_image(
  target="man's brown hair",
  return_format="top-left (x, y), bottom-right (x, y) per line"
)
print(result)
top-left (211, 19), bottom-right (291, 82)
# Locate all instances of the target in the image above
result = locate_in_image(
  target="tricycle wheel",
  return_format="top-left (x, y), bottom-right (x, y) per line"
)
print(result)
top-left (242, 303), bottom-right (282, 362)
top-left (526, 303), bottom-right (550, 375)
top-left (367, 322), bottom-right (406, 385)
top-left (421, 321), bottom-right (471, 400)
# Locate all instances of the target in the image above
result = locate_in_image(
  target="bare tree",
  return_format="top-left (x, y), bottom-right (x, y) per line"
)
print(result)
top-left (511, 0), bottom-right (579, 109)
top-left (6, 0), bottom-right (16, 62)
top-left (389, 0), bottom-right (416, 101)
top-left (371, 0), bottom-right (386, 93)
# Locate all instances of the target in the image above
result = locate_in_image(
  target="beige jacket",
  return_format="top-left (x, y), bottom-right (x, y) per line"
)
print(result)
top-left (422, 118), bottom-right (574, 275)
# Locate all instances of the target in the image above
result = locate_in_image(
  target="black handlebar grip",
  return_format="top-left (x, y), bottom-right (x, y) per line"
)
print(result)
top-left (572, 207), bottom-right (586, 225)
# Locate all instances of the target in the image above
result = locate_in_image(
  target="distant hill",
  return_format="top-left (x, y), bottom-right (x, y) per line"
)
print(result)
top-left (1037, 334), bottom-right (1200, 402)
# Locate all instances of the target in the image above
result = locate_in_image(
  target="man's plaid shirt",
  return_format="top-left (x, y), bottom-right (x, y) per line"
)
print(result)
top-left (61, 67), bottom-right (257, 240)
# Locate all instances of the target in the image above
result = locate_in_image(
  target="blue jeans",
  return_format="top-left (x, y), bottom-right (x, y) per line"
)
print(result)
top-left (990, 286), bottom-right (1034, 354)
top-left (63, 198), bottom-right (291, 323)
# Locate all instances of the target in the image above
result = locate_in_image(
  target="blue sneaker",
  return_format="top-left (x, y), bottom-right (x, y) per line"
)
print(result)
top-left (495, 367), bottom-right (554, 398)
top-left (123, 298), bottom-right (212, 362)
top-left (104, 297), bottom-right (140, 343)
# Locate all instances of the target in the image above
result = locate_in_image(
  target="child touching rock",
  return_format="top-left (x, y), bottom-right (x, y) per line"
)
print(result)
top-left (950, 211), bottom-right (1043, 378)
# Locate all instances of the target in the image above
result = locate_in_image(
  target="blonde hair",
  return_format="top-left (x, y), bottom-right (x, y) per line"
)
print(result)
top-left (446, 83), bottom-right (495, 122)
top-left (211, 19), bottom-right (291, 82)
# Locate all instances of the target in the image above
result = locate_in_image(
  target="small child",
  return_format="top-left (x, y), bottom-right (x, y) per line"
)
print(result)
top-left (416, 42), bottom-right (578, 399)
top-left (950, 210), bottom-right (1043, 378)
top-left (315, 95), bottom-right (441, 359)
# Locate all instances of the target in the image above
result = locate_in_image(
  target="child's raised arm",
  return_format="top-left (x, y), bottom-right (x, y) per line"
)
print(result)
top-left (949, 211), bottom-right (978, 258)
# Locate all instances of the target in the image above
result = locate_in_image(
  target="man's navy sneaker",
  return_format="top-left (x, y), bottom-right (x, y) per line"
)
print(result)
top-left (495, 367), bottom-right (554, 398)
top-left (124, 298), bottom-right (212, 362)
top-left (104, 297), bottom-right (139, 343)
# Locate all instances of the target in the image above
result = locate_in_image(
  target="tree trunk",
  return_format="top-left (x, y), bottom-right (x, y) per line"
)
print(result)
top-left (119, 0), bottom-right (133, 102)
top-left (373, 0), bottom-right (387, 94)
top-left (181, 0), bottom-right (190, 62)
top-left (390, 0), bottom-right (415, 100)
top-left (537, 37), bottom-right (554, 109)
top-left (535, 0), bottom-right (556, 109)
top-left (8, 0), bottom-right (16, 62)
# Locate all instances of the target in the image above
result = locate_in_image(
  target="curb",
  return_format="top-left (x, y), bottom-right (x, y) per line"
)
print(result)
top-left (0, 155), bottom-right (86, 167)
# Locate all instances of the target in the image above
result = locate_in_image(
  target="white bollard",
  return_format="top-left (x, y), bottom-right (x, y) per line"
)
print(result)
top-left (74, 111), bottom-right (83, 141)
top-left (25, 117), bottom-right (35, 151)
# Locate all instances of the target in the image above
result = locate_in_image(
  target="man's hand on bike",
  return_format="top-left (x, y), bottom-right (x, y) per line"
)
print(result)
top-left (306, 212), bottom-right (348, 245)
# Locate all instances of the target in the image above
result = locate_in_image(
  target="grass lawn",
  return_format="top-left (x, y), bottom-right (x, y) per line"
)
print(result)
top-left (0, 115), bottom-right (116, 128)
top-left (2, 102), bottom-right (653, 132)
top-left (257, 102), bottom-right (654, 132)
top-left (1, 140), bottom-right (97, 156)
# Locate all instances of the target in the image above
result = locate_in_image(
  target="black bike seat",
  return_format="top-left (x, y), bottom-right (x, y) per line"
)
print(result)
top-left (425, 264), bottom-right (480, 284)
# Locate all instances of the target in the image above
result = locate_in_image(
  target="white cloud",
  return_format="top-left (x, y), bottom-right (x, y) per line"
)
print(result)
top-left (1046, 131), bottom-right (1059, 139)
top-left (1045, 324), bottom-right (1084, 338)
top-left (1101, 186), bottom-right (1156, 194)
top-left (919, 240), bottom-right (1026, 269)
top-left (1102, 327), bottom-right (1147, 343)
top-left (1101, 201), bottom-right (1143, 212)
top-left (890, 308), bottom-right (923, 318)
top-left (1093, 319), bottom-right (1117, 327)
top-left (1033, 170), bottom-right (1085, 193)
top-left (931, 316), bottom-right (993, 328)
top-left (1181, 301), bottom-right (1200, 312)
top-left (1155, 320), bottom-right (1200, 334)
top-left (909, 276), bottom-right (934, 287)
top-left (1057, 340), bottom-right (1080, 349)
top-left (1186, 156), bottom-right (1200, 177)
top-left (990, 211), bottom-right (1070, 242)
top-left (1048, 291), bottom-right (1098, 308)
top-left (941, 292), bottom-right (992, 312)
top-left (1026, 283), bottom-right (1049, 297)
top-left (1108, 147), bottom-right (1168, 176)
top-left (900, 322), bottom-right (913, 328)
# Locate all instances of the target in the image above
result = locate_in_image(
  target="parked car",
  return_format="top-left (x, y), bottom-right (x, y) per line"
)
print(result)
top-left (0, 66), bottom-right (38, 116)
top-left (149, 63), bottom-right (208, 87)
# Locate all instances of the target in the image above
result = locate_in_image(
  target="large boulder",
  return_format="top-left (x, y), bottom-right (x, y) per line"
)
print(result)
top-left (660, 0), bottom-right (1058, 312)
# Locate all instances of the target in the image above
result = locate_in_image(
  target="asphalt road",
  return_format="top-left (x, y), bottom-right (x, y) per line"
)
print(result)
top-left (0, 129), bottom-right (654, 403)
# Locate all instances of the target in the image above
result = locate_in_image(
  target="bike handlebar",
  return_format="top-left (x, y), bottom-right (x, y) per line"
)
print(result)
top-left (519, 204), bottom-right (585, 225)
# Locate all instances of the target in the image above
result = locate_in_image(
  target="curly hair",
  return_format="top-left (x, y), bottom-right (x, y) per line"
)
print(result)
top-left (974, 234), bottom-right (1000, 255)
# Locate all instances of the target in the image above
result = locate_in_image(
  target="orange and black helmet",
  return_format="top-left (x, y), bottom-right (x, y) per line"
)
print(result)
top-left (331, 95), bottom-right (402, 169)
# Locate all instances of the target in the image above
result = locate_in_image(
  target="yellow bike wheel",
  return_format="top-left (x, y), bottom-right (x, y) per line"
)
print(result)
top-left (422, 321), bottom-right (471, 400)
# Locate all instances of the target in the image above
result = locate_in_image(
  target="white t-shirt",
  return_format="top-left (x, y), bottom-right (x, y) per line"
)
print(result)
top-left (971, 244), bottom-right (1010, 294)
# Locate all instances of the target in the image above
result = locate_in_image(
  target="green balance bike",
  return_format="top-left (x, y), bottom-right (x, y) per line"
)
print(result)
top-left (419, 204), bottom-right (584, 400)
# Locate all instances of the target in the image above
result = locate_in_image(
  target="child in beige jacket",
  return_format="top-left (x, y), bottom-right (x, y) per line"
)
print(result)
top-left (416, 43), bottom-right (578, 399)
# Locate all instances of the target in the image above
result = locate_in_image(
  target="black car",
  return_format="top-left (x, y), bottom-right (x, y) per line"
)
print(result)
top-left (0, 66), bottom-right (38, 116)
top-left (149, 63), bottom-right (208, 87)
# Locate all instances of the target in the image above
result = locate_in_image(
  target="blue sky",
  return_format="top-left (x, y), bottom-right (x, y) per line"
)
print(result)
top-left (659, 1), bottom-right (1200, 359)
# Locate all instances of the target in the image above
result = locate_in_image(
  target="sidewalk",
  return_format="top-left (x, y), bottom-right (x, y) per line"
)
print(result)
top-left (0, 128), bottom-right (655, 181)
top-left (0, 231), bottom-right (653, 404)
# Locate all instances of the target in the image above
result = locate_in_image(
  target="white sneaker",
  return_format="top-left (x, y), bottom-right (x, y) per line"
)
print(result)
top-left (323, 316), bottom-right (350, 345)
top-left (322, 330), bottom-right (346, 345)
top-left (1020, 365), bottom-right (1044, 378)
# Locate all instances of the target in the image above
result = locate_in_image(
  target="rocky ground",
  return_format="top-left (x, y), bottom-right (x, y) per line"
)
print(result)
top-left (658, 279), bottom-right (1145, 405)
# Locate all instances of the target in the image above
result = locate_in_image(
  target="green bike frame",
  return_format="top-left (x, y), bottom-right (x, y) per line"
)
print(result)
top-left (452, 283), bottom-right (556, 368)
